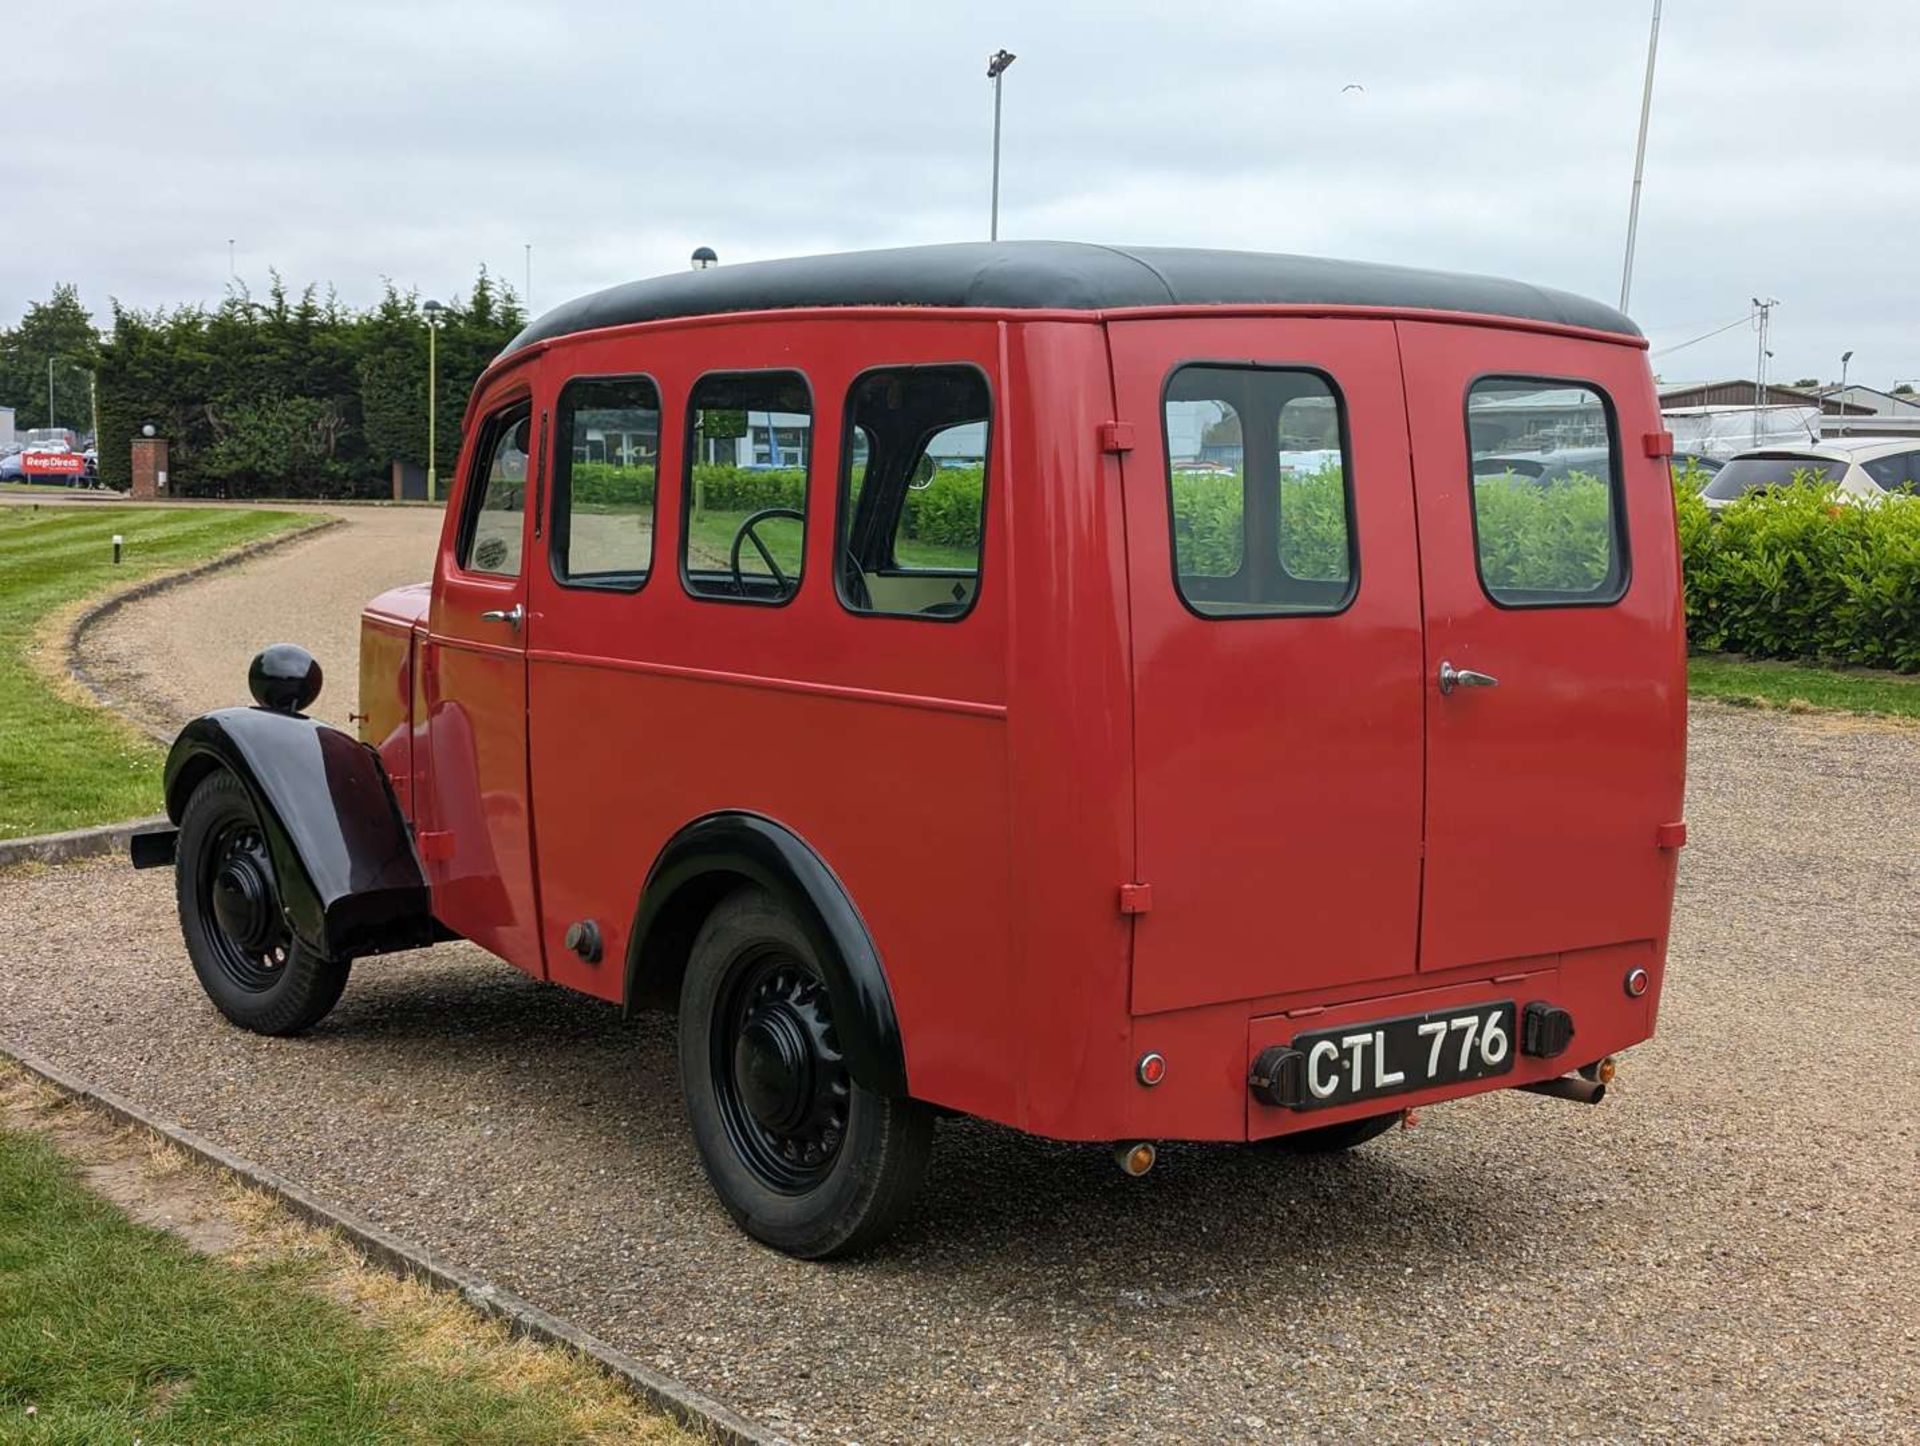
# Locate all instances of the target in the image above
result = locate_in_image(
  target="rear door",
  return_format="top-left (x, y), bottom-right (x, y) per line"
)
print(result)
top-left (1112, 318), bottom-right (1426, 1016)
top-left (1396, 322), bottom-right (1685, 975)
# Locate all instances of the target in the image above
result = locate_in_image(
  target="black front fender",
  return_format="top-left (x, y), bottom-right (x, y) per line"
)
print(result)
top-left (626, 812), bottom-right (909, 1098)
top-left (162, 708), bottom-right (430, 961)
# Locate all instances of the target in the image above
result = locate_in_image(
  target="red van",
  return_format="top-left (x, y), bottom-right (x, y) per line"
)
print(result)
top-left (135, 243), bottom-right (1687, 1257)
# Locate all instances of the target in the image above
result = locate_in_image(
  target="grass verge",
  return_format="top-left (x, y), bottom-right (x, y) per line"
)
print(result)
top-left (1689, 654), bottom-right (1920, 720)
top-left (0, 1073), bottom-right (685, 1443)
top-left (0, 505), bottom-right (316, 838)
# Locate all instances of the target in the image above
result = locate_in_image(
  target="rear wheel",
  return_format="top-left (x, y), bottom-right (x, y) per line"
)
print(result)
top-left (175, 769), bottom-right (351, 1036)
top-left (1264, 1113), bottom-right (1400, 1154)
top-left (678, 886), bottom-right (932, 1258)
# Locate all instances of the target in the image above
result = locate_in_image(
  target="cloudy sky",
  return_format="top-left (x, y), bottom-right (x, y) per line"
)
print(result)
top-left (11, 1), bottom-right (1917, 387)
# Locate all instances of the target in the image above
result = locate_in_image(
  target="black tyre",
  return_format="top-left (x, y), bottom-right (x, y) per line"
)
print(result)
top-left (678, 886), bottom-right (933, 1258)
top-left (175, 769), bottom-right (351, 1036)
top-left (1264, 1112), bottom-right (1400, 1155)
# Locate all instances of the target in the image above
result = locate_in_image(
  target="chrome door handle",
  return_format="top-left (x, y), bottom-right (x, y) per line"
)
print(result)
top-left (1438, 660), bottom-right (1498, 695)
top-left (479, 603), bottom-right (524, 630)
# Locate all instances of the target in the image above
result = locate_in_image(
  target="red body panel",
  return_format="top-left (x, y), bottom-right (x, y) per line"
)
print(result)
top-left (359, 300), bottom-right (1684, 1144)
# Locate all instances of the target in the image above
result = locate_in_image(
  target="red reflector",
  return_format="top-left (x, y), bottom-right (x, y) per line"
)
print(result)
top-left (1136, 1052), bottom-right (1166, 1087)
top-left (1655, 821), bottom-right (1687, 850)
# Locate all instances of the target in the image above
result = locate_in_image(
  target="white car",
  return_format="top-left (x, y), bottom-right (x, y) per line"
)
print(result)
top-left (1701, 436), bottom-right (1920, 510)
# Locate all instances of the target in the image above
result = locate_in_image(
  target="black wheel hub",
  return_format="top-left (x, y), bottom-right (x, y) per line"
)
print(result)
top-left (212, 851), bottom-right (275, 952)
top-left (196, 821), bottom-right (292, 992)
top-left (714, 954), bottom-right (850, 1192)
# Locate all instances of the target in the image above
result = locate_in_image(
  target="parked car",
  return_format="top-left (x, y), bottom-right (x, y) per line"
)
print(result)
top-left (0, 451), bottom-right (24, 482)
top-left (1701, 436), bottom-right (1920, 510)
top-left (132, 242), bottom-right (1685, 1258)
top-left (1472, 446), bottom-right (1613, 487)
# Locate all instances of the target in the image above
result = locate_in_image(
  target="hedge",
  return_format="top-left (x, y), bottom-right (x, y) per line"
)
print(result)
top-left (1675, 472), bottom-right (1920, 672)
top-left (568, 462), bottom-right (988, 550)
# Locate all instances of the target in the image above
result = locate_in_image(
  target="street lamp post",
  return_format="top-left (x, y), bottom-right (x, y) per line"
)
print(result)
top-left (987, 49), bottom-right (1017, 241)
top-left (1618, 0), bottom-right (1663, 312)
top-left (423, 300), bottom-right (446, 502)
top-left (1837, 350), bottom-right (1853, 435)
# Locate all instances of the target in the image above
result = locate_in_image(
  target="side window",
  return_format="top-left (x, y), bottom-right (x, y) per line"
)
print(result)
top-left (1466, 378), bottom-right (1626, 606)
top-left (457, 404), bottom-right (530, 577)
top-left (681, 372), bottom-right (811, 603)
top-left (552, 376), bottom-right (660, 589)
top-left (838, 367), bottom-right (991, 619)
top-left (1163, 365), bottom-right (1355, 617)
top-left (1862, 450), bottom-right (1920, 495)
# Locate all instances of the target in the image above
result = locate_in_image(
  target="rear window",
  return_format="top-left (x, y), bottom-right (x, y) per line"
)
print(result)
top-left (1702, 455), bottom-right (1846, 500)
top-left (1466, 379), bottom-right (1625, 606)
top-left (1162, 365), bottom-right (1356, 618)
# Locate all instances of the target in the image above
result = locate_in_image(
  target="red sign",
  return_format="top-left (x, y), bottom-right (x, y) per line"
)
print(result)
top-left (22, 451), bottom-right (86, 477)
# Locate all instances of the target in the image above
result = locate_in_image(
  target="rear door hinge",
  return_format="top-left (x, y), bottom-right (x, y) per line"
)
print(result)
top-left (415, 829), bottom-right (455, 862)
top-left (1119, 882), bottom-right (1153, 915)
top-left (1099, 421), bottom-right (1136, 454)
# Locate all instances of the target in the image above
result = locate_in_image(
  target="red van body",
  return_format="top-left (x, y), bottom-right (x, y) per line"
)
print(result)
top-left (156, 243), bottom-right (1686, 1255)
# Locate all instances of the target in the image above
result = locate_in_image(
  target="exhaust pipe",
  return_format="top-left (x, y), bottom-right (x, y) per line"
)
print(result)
top-left (1518, 1074), bottom-right (1607, 1105)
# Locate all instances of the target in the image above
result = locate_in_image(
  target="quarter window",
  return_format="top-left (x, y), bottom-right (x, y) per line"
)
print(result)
top-left (838, 367), bottom-right (991, 619)
top-left (458, 404), bottom-right (530, 577)
top-left (1466, 378), bottom-right (1626, 606)
top-left (1162, 366), bottom-right (1355, 617)
top-left (1862, 450), bottom-right (1920, 494)
top-left (682, 372), bottom-right (811, 603)
top-left (552, 376), bottom-right (660, 588)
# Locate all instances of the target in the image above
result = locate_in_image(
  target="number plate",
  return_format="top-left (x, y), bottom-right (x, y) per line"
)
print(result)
top-left (1290, 1001), bottom-right (1517, 1110)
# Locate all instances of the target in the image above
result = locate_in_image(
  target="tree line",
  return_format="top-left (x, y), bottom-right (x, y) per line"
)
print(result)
top-left (0, 272), bottom-right (523, 497)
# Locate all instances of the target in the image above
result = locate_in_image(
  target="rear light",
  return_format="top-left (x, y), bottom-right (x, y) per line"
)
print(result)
top-left (1136, 1052), bottom-right (1166, 1087)
top-left (1625, 967), bottom-right (1650, 998)
top-left (1115, 1142), bottom-right (1157, 1176)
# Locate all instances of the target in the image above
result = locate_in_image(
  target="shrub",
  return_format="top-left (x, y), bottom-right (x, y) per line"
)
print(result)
top-left (1472, 471), bottom-right (1615, 593)
top-left (570, 460), bottom-right (655, 509)
top-left (1676, 474), bottom-right (1920, 672)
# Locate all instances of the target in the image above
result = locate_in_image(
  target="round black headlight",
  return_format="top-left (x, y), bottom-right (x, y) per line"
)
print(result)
top-left (248, 644), bottom-right (323, 715)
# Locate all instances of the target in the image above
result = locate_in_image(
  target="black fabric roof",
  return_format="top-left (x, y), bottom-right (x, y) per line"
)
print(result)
top-left (501, 241), bottom-right (1639, 356)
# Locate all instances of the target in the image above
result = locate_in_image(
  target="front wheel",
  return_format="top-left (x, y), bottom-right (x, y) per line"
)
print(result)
top-left (678, 886), bottom-right (932, 1258)
top-left (175, 768), bottom-right (351, 1035)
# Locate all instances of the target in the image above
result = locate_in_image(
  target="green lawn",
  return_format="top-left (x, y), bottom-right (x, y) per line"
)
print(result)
top-left (0, 505), bottom-right (315, 838)
top-left (0, 1123), bottom-right (677, 1443)
top-left (1689, 654), bottom-right (1920, 720)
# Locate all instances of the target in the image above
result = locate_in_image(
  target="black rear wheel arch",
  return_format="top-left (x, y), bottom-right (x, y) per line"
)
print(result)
top-left (625, 812), bottom-right (909, 1099)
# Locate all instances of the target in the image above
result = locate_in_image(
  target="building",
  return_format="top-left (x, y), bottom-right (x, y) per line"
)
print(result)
top-left (0, 405), bottom-right (13, 452)
top-left (1658, 380), bottom-right (1872, 415)
top-left (1809, 384), bottom-right (1920, 419)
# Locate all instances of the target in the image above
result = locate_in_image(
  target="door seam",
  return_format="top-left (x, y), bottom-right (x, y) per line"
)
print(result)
top-left (1390, 320), bottom-right (1432, 968)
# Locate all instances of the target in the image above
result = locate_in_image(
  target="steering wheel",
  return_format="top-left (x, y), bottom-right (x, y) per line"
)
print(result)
top-left (729, 507), bottom-right (806, 597)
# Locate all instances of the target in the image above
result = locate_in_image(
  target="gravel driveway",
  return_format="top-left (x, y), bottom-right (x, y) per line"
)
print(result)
top-left (82, 504), bottom-right (442, 731)
top-left (8, 515), bottom-right (1919, 1441)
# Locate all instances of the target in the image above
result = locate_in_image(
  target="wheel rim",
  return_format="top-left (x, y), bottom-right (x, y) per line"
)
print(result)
top-left (196, 818), bottom-right (292, 992)
top-left (712, 947), bottom-right (850, 1193)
